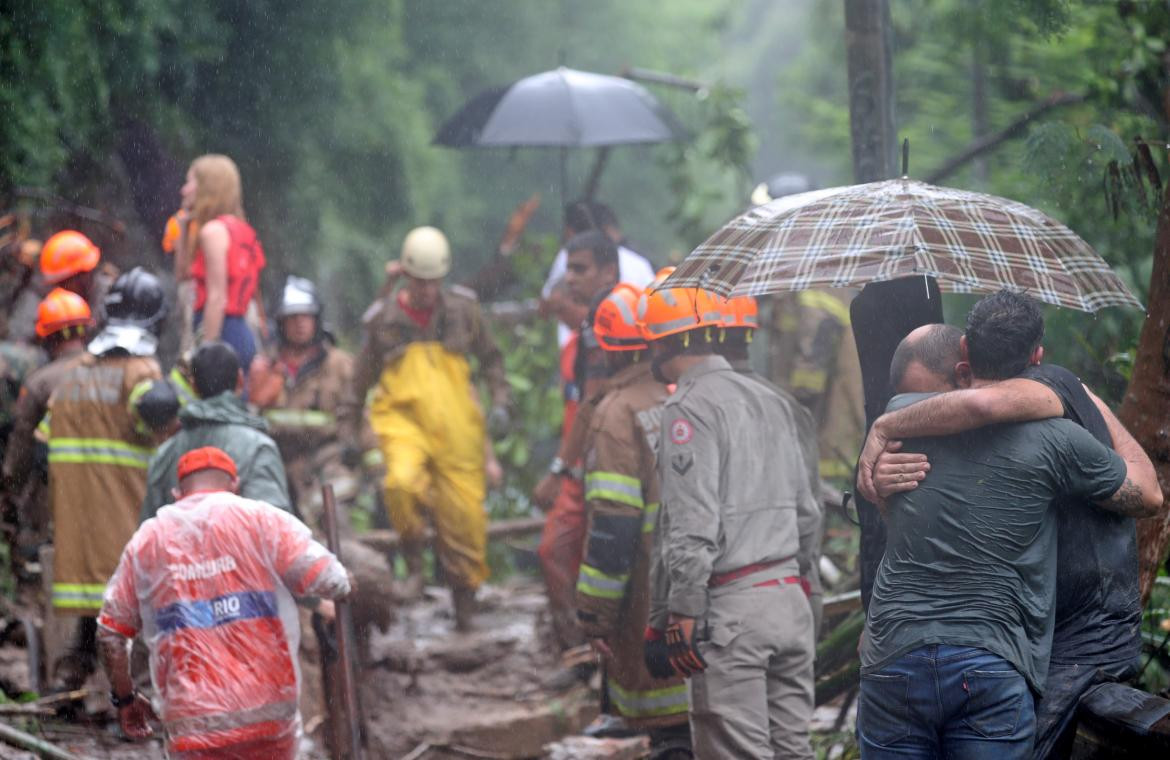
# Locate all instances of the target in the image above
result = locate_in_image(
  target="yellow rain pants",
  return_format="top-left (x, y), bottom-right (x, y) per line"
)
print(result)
top-left (369, 342), bottom-right (488, 590)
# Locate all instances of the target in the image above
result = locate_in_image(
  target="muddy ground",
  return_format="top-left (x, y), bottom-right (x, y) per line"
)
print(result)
top-left (0, 577), bottom-right (856, 759)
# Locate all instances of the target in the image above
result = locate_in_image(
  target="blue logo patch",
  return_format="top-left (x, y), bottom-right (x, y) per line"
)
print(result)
top-left (155, 590), bottom-right (278, 634)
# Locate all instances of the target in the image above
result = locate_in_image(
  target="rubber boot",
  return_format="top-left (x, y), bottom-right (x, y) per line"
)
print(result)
top-left (452, 587), bottom-right (477, 632)
top-left (397, 543), bottom-right (425, 601)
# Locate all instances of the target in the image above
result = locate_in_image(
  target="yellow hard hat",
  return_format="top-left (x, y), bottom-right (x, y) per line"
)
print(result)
top-left (400, 226), bottom-right (451, 280)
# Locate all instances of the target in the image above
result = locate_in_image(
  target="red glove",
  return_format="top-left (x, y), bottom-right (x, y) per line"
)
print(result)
top-left (665, 616), bottom-right (707, 677)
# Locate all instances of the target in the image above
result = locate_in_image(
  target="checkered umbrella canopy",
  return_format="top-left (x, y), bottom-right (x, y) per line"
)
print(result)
top-left (663, 178), bottom-right (1142, 312)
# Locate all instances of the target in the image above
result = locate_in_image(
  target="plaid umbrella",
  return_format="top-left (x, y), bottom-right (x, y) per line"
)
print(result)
top-left (664, 178), bottom-right (1142, 312)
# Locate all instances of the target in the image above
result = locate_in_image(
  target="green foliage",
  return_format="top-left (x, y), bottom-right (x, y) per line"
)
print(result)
top-left (658, 83), bottom-right (757, 253)
top-left (775, 0), bottom-right (1167, 399)
top-left (485, 235), bottom-right (563, 518)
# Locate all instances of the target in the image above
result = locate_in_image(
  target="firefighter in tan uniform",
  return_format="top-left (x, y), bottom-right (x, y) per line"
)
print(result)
top-left (46, 268), bottom-right (167, 689)
top-left (249, 276), bottom-right (369, 528)
top-left (714, 295), bottom-right (825, 636)
top-left (351, 226), bottom-right (510, 630)
top-left (641, 285), bottom-right (817, 760)
top-left (768, 288), bottom-right (865, 483)
top-left (1, 290), bottom-right (92, 577)
top-left (574, 283), bottom-right (691, 748)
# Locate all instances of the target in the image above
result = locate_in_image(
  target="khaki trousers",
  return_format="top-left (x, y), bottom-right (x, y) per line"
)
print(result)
top-left (688, 570), bottom-right (815, 759)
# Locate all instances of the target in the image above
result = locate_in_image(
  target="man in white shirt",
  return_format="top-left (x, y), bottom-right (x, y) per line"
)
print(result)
top-left (540, 201), bottom-right (654, 347)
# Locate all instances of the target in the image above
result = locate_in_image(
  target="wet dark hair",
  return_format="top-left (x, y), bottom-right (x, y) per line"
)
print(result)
top-left (965, 290), bottom-right (1044, 380)
top-left (563, 200), bottom-right (619, 236)
top-left (889, 323), bottom-right (963, 390)
top-left (565, 230), bottom-right (618, 272)
top-left (192, 340), bottom-right (241, 398)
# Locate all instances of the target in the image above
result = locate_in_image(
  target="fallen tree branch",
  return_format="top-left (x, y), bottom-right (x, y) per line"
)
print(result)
top-left (0, 720), bottom-right (85, 760)
top-left (0, 704), bottom-right (53, 717)
top-left (925, 92), bottom-right (1086, 184)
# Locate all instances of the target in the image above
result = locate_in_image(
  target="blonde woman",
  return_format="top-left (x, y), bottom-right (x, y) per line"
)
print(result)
top-left (180, 154), bottom-right (267, 371)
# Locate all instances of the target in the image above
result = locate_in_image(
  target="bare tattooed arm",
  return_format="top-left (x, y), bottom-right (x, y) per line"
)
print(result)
top-left (1088, 388), bottom-right (1163, 518)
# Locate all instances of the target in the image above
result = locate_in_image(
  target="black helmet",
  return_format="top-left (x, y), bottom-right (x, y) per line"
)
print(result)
top-left (274, 276), bottom-right (322, 319)
top-left (103, 267), bottom-right (168, 333)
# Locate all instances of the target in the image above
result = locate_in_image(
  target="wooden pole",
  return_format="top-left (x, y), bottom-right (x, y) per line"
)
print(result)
top-left (322, 484), bottom-right (364, 760)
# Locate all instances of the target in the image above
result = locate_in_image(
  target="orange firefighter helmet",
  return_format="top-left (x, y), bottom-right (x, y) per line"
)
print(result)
top-left (35, 287), bottom-right (93, 339)
top-left (40, 231), bottom-right (100, 285)
top-left (724, 294), bottom-right (759, 329)
top-left (594, 283), bottom-right (648, 352)
top-left (637, 285), bottom-right (722, 342)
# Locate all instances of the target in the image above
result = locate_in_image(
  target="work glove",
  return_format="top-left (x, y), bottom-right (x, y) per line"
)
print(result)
top-left (665, 616), bottom-right (707, 678)
top-left (643, 627), bottom-right (675, 679)
top-left (487, 404), bottom-right (511, 439)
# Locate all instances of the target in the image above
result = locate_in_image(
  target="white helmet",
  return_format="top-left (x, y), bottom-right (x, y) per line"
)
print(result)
top-left (400, 226), bottom-right (451, 280)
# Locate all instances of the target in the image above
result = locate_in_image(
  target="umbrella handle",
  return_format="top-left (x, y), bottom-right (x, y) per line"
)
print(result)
top-left (902, 138), bottom-right (910, 178)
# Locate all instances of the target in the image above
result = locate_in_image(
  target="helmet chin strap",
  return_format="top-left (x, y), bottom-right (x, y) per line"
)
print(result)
top-left (650, 331), bottom-right (696, 384)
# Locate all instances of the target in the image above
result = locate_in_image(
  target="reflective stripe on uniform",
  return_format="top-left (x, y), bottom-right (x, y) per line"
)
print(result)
top-left (169, 367), bottom-right (197, 407)
top-left (128, 379), bottom-right (155, 435)
top-left (166, 699), bottom-right (298, 737)
top-left (52, 582), bottom-right (107, 609)
top-left (362, 448), bottom-right (385, 468)
top-left (820, 458), bottom-right (854, 480)
top-left (263, 408), bottom-right (336, 428)
top-left (789, 367), bottom-right (827, 393)
top-left (36, 412), bottom-right (50, 439)
top-left (797, 290), bottom-right (851, 326)
top-left (48, 437), bottom-right (152, 469)
top-left (576, 563), bottom-right (628, 600)
top-left (585, 471), bottom-right (644, 509)
top-left (642, 501), bottom-right (659, 534)
top-left (607, 679), bottom-right (690, 718)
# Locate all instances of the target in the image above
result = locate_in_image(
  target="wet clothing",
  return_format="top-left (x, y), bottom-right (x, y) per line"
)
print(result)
top-left (690, 569), bottom-right (815, 759)
top-left (1019, 365), bottom-right (1143, 666)
top-left (356, 286), bottom-right (506, 591)
top-left (48, 352), bottom-right (161, 613)
top-left (2, 347), bottom-right (87, 554)
top-left (99, 490), bottom-right (350, 758)
top-left (655, 355), bottom-right (818, 620)
top-left (1018, 364), bottom-right (1143, 759)
top-left (1033, 659), bottom-right (1138, 760)
top-left (0, 341), bottom-right (46, 430)
top-left (540, 330), bottom-right (603, 651)
top-left (193, 313), bottom-right (257, 381)
top-left (653, 354), bottom-right (816, 758)
top-left (353, 286), bottom-right (508, 413)
top-left (191, 216), bottom-right (265, 317)
top-left (859, 644), bottom-right (1037, 760)
top-left (861, 393), bottom-right (1128, 695)
top-left (540, 476), bottom-right (587, 650)
top-left (768, 288), bottom-right (865, 482)
top-left (731, 358), bottom-right (825, 634)
top-left (575, 361), bottom-right (687, 727)
top-left (4, 347), bottom-right (87, 481)
top-left (255, 341), bottom-right (363, 529)
top-left (142, 392), bottom-right (290, 522)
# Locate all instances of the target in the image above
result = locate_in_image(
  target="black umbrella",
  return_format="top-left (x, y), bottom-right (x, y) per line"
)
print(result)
top-left (434, 67), bottom-right (687, 198)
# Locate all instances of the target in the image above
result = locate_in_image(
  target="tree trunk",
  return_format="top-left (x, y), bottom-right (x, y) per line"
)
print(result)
top-left (1118, 187), bottom-right (1170, 604)
top-left (843, 0), bottom-right (897, 183)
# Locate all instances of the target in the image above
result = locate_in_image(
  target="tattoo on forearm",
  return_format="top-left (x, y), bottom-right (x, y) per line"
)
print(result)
top-left (1104, 477), bottom-right (1149, 517)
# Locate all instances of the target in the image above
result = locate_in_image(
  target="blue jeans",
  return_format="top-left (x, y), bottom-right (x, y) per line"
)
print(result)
top-left (859, 645), bottom-right (1036, 760)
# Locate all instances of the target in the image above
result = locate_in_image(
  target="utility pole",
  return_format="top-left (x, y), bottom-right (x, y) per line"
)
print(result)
top-left (843, 0), bottom-right (897, 183)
